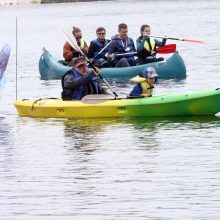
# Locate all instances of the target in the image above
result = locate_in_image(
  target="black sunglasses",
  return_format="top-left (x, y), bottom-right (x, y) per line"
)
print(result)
top-left (97, 32), bottom-right (105, 35)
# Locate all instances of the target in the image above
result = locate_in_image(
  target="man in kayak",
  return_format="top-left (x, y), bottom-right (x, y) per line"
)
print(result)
top-left (129, 67), bottom-right (158, 97)
top-left (61, 56), bottom-right (107, 100)
top-left (107, 23), bottom-right (136, 67)
top-left (63, 26), bottom-right (88, 63)
top-left (88, 27), bottom-right (111, 68)
top-left (136, 24), bottom-right (167, 65)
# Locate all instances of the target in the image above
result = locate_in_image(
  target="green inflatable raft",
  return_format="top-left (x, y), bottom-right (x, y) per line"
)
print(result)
top-left (39, 48), bottom-right (186, 80)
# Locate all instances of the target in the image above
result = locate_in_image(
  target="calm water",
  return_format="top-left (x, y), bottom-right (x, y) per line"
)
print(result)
top-left (1, 1), bottom-right (220, 219)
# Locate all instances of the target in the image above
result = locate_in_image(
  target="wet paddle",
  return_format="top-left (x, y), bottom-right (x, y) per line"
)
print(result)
top-left (115, 52), bottom-right (137, 57)
top-left (0, 44), bottom-right (11, 95)
top-left (157, 44), bottom-right (176, 54)
top-left (81, 94), bottom-right (118, 104)
top-left (115, 44), bottom-right (176, 57)
top-left (0, 44), bottom-right (11, 80)
top-left (149, 35), bottom-right (205, 44)
top-left (81, 94), bottom-right (145, 104)
top-left (93, 40), bottom-right (112, 59)
top-left (61, 27), bottom-right (118, 98)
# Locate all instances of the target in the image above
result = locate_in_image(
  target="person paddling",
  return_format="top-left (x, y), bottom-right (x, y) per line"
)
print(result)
top-left (61, 56), bottom-right (107, 100)
top-left (129, 67), bottom-right (158, 97)
top-left (63, 26), bottom-right (88, 63)
top-left (88, 27), bottom-right (111, 68)
top-left (136, 24), bottom-right (167, 65)
top-left (107, 23), bottom-right (136, 67)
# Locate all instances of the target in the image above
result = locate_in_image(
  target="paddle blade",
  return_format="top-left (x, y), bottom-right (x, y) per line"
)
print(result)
top-left (0, 44), bottom-right (11, 79)
top-left (157, 44), bottom-right (176, 54)
top-left (60, 27), bottom-right (83, 54)
top-left (182, 39), bottom-right (205, 43)
top-left (81, 94), bottom-right (116, 104)
top-left (0, 44), bottom-right (11, 95)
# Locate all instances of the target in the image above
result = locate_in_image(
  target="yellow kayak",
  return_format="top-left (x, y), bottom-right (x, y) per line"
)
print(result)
top-left (14, 89), bottom-right (220, 118)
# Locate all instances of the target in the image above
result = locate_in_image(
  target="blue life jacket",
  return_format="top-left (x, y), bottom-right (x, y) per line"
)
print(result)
top-left (71, 69), bottom-right (84, 100)
top-left (71, 69), bottom-right (100, 100)
top-left (61, 69), bottom-right (100, 100)
top-left (92, 39), bottom-right (109, 59)
top-left (113, 37), bottom-right (135, 63)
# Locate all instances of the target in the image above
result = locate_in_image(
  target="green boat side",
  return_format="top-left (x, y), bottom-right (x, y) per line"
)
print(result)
top-left (39, 49), bottom-right (71, 80)
top-left (101, 51), bottom-right (186, 79)
top-left (15, 89), bottom-right (220, 118)
top-left (39, 49), bottom-right (186, 80)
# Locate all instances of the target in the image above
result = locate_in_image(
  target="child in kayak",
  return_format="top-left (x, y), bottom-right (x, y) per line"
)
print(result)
top-left (129, 67), bottom-right (158, 97)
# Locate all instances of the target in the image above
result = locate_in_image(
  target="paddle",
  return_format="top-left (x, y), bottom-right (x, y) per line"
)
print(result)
top-left (0, 44), bottom-right (11, 95)
top-left (115, 44), bottom-right (176, 57)
top-left (0, 44), bottom-right (11, 80)
top-left (81, 94), bottom-right (145, 104)
top-left (61, 27), bottom-right (118, 98)
top-left (115, 52), bottom-right (137, 57)
top-left (93, 40), bottom-right (112, 59)
top-left (81, 94), bottom-right (118, 104)
top-left (157, 44), bottom-right (176, 54)
top-left (149, 35), bottom-right (205, 44)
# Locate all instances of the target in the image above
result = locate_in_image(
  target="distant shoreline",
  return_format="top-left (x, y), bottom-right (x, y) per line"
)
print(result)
top-left (0, 0), bottom-right (109, 6)
top-left (0, 0), bottom-right (39, 5)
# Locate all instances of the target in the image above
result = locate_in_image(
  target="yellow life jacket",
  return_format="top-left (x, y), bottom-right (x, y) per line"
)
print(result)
top-left (130, 76), bottom-right (154, 96)
top-left (80, 39), bottom-right (85, 48)
top-left (144, 37), bottom-right (156, 52)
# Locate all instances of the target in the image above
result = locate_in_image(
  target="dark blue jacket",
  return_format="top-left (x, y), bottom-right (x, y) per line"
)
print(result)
top-left (61, 69), bottom-right (104, 100)
top-left (88, 39), bottom-right (110, 60)
top-left (129, 84), bottom-right (143, 96)
top-left (108, 34), bottom-right (136, 65)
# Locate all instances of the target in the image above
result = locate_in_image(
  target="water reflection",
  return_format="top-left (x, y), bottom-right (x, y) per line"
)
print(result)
top-left (0, 117), bottom-right (13, 177)
top-left (0, 117), bottom-right (12, 146)
top-left (64, 115), bottom-right (220, 131)
top-left (1, 1), bottom-right (220, 218)
top-left (158, 77), bottom-right (187, 84)
top-left (63, 115), bottom-right (220, 151)
top-left (63, 118), bottom-right (121, 150)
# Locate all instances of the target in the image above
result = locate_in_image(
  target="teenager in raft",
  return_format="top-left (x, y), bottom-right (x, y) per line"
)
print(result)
top-left (63, 26), bottom-right (89, 63)
top-left (136, 24), bottom-right (167, 65)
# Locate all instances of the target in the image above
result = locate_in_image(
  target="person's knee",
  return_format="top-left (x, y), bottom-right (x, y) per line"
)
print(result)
top-left (157, 57), bottom-right (164, 62)
top-left (94, 58), bottom-right (110, 68)
top-left (116, 58), bottom-right (129, 67)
